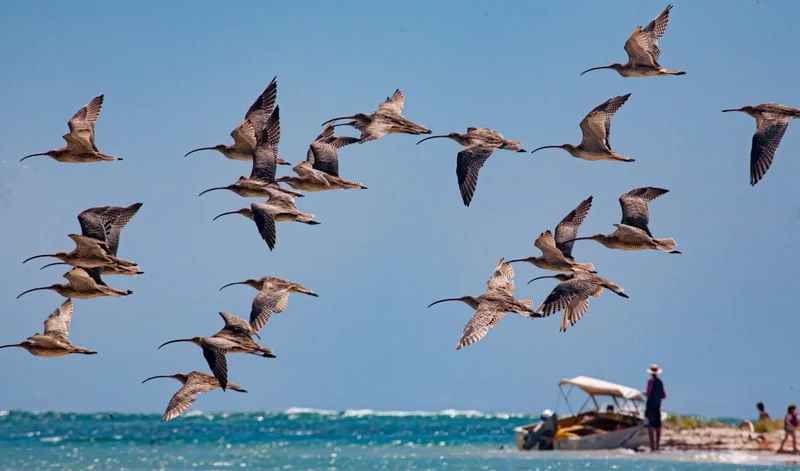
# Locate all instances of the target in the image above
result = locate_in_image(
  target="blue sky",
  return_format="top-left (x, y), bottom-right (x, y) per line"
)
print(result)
top-left (1, 0), bottom-right (798, 419)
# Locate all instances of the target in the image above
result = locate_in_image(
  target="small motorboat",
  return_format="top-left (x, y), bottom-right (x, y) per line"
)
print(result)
top-left (514, 376), bottom-right (652, 451)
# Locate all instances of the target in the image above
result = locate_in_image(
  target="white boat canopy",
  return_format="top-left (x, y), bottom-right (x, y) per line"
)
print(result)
top-left (559, 376), bottom-right (645, 402)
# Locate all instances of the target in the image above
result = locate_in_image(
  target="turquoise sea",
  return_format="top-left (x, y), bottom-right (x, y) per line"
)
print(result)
top-left (0, 409), bottom-right (793, 470)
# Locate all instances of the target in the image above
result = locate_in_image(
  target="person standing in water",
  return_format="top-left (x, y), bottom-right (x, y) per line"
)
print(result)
top-left (644, 364), bottom-right (666, 452)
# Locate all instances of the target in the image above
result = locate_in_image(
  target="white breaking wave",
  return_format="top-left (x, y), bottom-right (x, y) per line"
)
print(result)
top-left (281, 407), bottom-right (523, 418)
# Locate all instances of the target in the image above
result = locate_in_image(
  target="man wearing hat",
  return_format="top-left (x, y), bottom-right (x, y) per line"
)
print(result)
top-left (645, 364), bottom-right (666, 451)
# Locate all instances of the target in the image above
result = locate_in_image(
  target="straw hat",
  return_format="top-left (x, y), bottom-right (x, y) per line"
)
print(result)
top-left (647, 364), bottom-right (663, 375)
top-left (541, 409), bottom-right (554, 418)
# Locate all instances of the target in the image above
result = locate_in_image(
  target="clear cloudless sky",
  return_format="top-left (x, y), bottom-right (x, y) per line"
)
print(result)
top-left (1, 0), bottom-right (798, 419)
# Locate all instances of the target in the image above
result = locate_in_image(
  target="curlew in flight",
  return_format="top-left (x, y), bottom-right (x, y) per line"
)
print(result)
top-left (220, 276), bottom-right (318, 332)
top-left (427, 258), bottom-right (539, 350)
top-left (20, 95), bottom-right (121, 163)
top-left (564, 187), bottom-right (679, 253)
top-left (184, 77), bottom-right (290, 165)
top-left (17, 267), bottom-right (132, 299)
top-left (0, 299), bottom-right (96, 356)
top-left (142, 371), bottom-right (247, 422)
top-left (508, 197), bottom-right (596, 273)
top-left (158, 312), bottom-right (275, 390)
top-left (529, 272), bottom-right (628, 332)
top-left (722, 103), bottom-right (800, 186)
top-left (322, 89), bottom-right (431, 143)
top-left (417, 127), bottom-right (527, 206)
top-left (581, 5), bottom-right (685, 78)
top-left (531, 94), bottom-right (634, 162)
top-left (26, 203), bottom-right (143, 276)
top-left (276, 124), bottom-right (366, 191)
top-left (213, 185), bottom-right (318, 251)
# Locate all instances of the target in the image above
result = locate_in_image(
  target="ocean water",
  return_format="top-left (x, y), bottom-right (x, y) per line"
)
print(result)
top-left (0, 409), bottom-right (791, 470)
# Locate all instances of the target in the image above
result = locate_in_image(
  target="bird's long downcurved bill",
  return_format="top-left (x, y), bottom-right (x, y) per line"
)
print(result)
top-left (22, 254), bottom-right (57, 264)
top-left (320, 116), bottom-right (356, 127)
top-left (16, 287), bottom-right (51, 299)
top-left (212, 210), bottom-right (243, 221)
top-left (0, 344), bottom-right (22, 350)
top-left (416, 135), bottom-right (450, 145)
top-left (427, 298), bottom-right (463, 309)
top-left (530, 145), bottom-right (564, 154)
top-left (39, 262), bottom-right (68, 270)
top-left (19, 153), bottom-right (48, 162)
top-left (184, 147), bottom-right (217, 157)
top-left (198, 187), bottom-right (228, 197)
top-left (527, 275), bottom-right (560, 285)
top-left (219, 281), bottom-right (247, 291)
top-left (505, 258), bottom-right (528, 264)
top-left (561, 237), bottom-right (593, 245)
top-left (580, 66), bottom-right (612, 76)
top-left (141, 375), bottom-right (174, 384)
top-left (721, 108), bottom-right (743, 113)
top-left (157, 339), bottom-right (194, 349)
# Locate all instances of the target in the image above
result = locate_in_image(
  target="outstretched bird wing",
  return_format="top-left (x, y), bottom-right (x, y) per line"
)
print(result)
top-left (230, 119), bottom-right (257, 151)
top-left (618, 187), bottom-right (668, 236)
top-left (377, 89), bottom-right (405, 114)
top-left (77, 203), bottom-right (143, 256)
top-left (625, 4), bottom-right (673, 66)
top-left (457, 305), bottom-right (496, 350)
top-left (486, 258), bottom-right (515, 296)
top-left (307, 127), bottom-right (359, 177)
top-left (217, 312), bottom-right (255, 338)
top-left (249, 288), bottom-right (290, 332)
top-left (250, 107), bottom-right (280, 183)
top-left (250, 203), bottom-right (279, 251)
top-left (66, 95), bottom-right (104, 152)
top-left (534, 231), bottom-right (564, 259)
top-left (43, 299), bottom-right (74, 344)
top-left (535, 278), bottom-right (598, 324)
top-left (63, 267), bottom-right (105, 288)
top-left (245, 77), bottom-right (277, 140)
top-left (161, 380), bottom-right (215, 422)
top-left (750, 117), bottom-right (789, 186)
top-left (456, 145), bottom-right (494, 207)
top-left (199, 338), bottom-right (235, 391)
top-left (555, 197), bottom-right (593, 259)
top-left (579, 94), bottom-right (630, 152)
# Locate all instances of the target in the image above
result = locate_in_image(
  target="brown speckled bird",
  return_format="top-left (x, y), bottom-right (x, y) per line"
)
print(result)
top-left (0, 299), bottom-right (96, 356)
top-left (722, 103), bottom-right (800, 185)
top-left (322, 89), bottom-right (431, 143)
top-left (428, 259), bottom-right (538, 350)
top-left (157, 312), bottom-right (275, 391)
top-left (20, 95), bottom-right (121, 163)
top-left (142, 371), bottom-right (247, 422)
top-left (581, 5), bottom-right (685, 78)
top-left (417, 127), bottom-right (527, 206)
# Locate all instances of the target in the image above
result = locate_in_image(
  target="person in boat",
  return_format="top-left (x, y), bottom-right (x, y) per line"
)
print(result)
top-left (644, 364), bottom-right (666, 452)
top-left (778, 404), bottom-right (799, 454)
top-left (523, 409), bottom-right (558, 450)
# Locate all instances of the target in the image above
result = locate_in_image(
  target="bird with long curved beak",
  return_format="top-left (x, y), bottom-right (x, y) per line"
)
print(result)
top-left (21, 95), bottom-right (121, 164)
top-left (562, 187), bottom-right (679, 254)
top-left (142, 371), bottom-right (247, 422)
top-left (1, 299), bottom-right (97, 357)
top-left (17, 268), bottom-right (132, 300)
top-left (721, 103), bottom-right (800, 186)
top-left (531, 94), bottom-right (634, 162)
top-left (157, 312), bottom-right (274, 391)
top-left (580, 4), bottom-right (685, 78)
top-left (322, 89), bottom-right (431, 143)
top-left (528, 273), bottom-right (627, 332)
top-left (428, 259), bottom-right (539, 350)
top-left (220, 276), bottom-right (318, 333)
top-left (417, 128), bottom-right (526, 207)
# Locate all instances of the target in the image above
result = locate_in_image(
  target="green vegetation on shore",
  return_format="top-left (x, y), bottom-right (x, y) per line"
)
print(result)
top-left (664, 414), bottom-right (783, 433)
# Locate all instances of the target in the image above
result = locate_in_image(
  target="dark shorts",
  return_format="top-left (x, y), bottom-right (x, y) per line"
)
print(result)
top-left (645, 409), bottom-right (661, 428)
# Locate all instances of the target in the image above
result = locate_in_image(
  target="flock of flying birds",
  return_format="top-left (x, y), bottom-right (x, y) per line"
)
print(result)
top-left (5, 4), bottom-right (799, 421)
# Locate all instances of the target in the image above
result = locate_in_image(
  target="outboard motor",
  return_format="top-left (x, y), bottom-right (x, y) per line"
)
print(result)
top-left (523, 409), bottom-right (558, 450)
